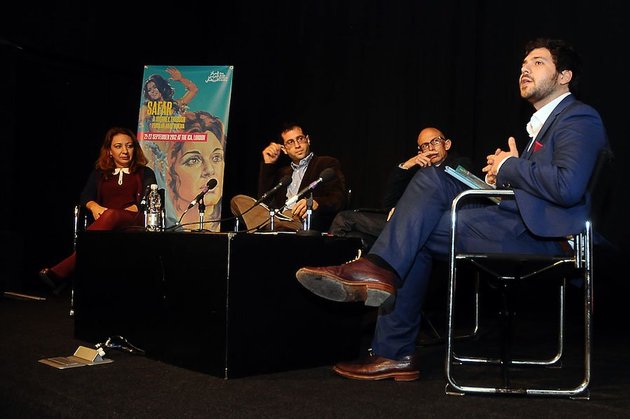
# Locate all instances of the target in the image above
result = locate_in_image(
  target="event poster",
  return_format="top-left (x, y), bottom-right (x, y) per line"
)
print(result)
top-left (137, 65), bottom-right (233, 231)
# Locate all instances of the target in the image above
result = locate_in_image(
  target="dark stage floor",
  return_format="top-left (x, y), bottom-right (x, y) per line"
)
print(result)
top-left (1, 280), bottom-right (629, 418)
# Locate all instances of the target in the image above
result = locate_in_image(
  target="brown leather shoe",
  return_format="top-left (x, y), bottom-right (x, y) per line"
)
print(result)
top-left (295, 257), bottom-right (396, 307)
top-left (333, 353), bottom-right (420, 381)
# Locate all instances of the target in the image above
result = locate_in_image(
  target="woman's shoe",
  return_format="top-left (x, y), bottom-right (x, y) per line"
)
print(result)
top-left (38, 268), bottom-right (60, 291)
top-left (39, 268), bottom-right (71, 296)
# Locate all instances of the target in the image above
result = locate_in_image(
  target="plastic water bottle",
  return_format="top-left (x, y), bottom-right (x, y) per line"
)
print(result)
top-left (146, 184), bottom-right (162, 232)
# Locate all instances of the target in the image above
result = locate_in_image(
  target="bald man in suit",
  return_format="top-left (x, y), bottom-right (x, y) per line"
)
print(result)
top-left (296, 38), bottom-right (609, 381)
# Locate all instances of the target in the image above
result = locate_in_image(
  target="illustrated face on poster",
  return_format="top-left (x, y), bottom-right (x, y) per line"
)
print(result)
top-left (167, 126), bottom-right (225, 228)
top-left (137, 65), bottom-right (233, 230)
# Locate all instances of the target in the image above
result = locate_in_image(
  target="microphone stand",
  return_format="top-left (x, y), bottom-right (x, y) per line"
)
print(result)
top-left (239, 177), bottom-right (292, 231)
top-left (177, 179), bottom-right (217, 229)
top-left (296, 192), bottom-right (320, 236)
top-left (194, 197), bottom-right (208, 232)
top-left (269, 207), bottom-right (276, 231)
top-left (304, 193), bottom-right (313, 230)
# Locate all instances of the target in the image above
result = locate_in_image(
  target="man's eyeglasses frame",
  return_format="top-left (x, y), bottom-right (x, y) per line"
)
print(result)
top-left (283, 134), bottom-right (309, 148)
top-left (418, 136), bottom-right (446, 152)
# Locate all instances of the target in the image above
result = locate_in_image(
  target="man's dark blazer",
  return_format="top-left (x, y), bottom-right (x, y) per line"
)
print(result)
top-left (497, 94), bottom-right (608, 237)
top-left (329, 153), bottom-right (472, 251)
top-left (258, 154), bottom-right (347, 231)
top-left (382, 153), bottom-right (472, 210)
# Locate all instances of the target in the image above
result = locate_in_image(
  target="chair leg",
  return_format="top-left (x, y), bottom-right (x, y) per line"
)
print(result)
top-left (499, 282), bottom-right (515, 388)
top-left (418, 276), bottom-right (481, 347)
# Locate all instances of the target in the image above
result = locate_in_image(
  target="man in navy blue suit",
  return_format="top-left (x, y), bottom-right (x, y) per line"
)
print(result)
top-left (296, 38), bottom-right (609, 381)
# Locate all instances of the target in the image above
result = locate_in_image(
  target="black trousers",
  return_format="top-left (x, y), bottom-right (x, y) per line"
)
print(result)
top-left (328, 208), bottom-right (388, 251)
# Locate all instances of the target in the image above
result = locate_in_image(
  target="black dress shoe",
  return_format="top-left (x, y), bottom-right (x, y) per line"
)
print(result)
top-left (333, 353), bottom-right (420, 381)
top-left (38, 268), bottom-right (59, 290)
top-left (38, 268), bottom-right (69, 295)
top-left (295, 257), bottom-right (397, 307)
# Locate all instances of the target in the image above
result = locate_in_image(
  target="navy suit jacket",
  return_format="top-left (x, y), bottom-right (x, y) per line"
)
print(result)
top-left (497, 95), bottom-right (608, 237)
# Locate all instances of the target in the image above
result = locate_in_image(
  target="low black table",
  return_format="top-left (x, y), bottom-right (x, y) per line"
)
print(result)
top-left (74, 230), bottom-right (367, 378)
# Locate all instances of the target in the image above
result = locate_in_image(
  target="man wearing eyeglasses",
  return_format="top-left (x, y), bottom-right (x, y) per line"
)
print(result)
top-left (231, 122), bottom-right (347, 232)
top-left (329, 127), bottom-right (471, 251)
top-left (295, 38), bottom-right (609, 381)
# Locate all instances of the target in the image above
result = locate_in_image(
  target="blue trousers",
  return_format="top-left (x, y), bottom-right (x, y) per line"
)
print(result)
top-left (369, 167), bottom-right (565, 359)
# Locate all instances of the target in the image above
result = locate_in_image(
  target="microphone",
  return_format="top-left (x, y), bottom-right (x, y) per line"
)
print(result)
top-left (284, 168), bottom-right (336, 208)
top-left (255, 174), bottom-right (292, 205)
top-left (187, 179), bottom-right (218, 209)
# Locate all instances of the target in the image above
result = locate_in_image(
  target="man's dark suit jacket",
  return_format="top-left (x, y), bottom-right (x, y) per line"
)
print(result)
top-left (382, 153), bottom-right (472, 210)
top-left (328, 153), bottom-right (472, 250)
top-left (258, 154), bottom-right (347, 231)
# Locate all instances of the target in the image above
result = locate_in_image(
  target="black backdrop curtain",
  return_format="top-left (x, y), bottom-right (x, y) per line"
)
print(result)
top-left (1, 0), bottom-right (626, 288)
